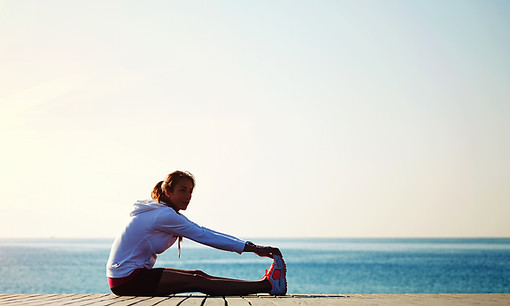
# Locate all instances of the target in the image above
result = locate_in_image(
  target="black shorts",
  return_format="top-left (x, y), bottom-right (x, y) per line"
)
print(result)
top-left (110, 268), bottom-right (164, 296)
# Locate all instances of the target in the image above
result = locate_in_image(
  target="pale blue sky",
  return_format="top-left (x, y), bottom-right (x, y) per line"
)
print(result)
top-left (1, 0), bottom-right (509, 238)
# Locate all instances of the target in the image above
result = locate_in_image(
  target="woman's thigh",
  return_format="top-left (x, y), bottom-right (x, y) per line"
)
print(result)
top-left (111, 268), bottom-right (165, 296)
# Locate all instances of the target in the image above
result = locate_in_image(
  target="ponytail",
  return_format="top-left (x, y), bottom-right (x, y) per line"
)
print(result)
top-left (151, 181), bottom-right (165, 203)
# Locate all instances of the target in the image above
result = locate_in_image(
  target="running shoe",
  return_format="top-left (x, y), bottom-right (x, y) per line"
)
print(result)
top-left (263, 255), bottom-right (287, 295)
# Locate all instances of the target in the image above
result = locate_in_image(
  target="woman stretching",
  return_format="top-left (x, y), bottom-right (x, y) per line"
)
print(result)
top-left (106, 171), bottom-right (287, 296)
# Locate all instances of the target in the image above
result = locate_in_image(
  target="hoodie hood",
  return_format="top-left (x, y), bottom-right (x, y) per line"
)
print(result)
top-left (130, 200), bottom-right (165, 216)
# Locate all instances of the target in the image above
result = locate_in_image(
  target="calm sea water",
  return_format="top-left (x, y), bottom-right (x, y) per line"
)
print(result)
top-left (0, 238), bottom-right (509, 294)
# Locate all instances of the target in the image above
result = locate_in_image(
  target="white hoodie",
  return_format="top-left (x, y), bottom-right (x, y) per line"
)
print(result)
top-left (106, 200), bottom-right (246, 278)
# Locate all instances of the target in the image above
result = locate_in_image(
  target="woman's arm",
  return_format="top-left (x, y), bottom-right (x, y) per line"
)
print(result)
top-left (243, 241), bottom-right (282, 258)
top-left (156, 209), bottom-right (246, 254)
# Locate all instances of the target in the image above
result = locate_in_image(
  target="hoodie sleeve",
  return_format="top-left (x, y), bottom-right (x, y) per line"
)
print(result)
top-left (154, 207), bottom-right (246, 254)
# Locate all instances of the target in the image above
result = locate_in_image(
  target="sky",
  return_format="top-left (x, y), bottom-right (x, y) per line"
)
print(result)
top-left (1, 0), bottom-right (509, 239)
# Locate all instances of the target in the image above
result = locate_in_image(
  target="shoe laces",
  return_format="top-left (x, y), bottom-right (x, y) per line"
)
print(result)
top-left (263, 261), bottom-right (276, 279)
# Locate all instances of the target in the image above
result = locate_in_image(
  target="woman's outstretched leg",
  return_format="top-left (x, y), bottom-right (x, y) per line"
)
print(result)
top-left (155, 269), bottom-right (271, 296)
top-left (160, 268), bottom-right (254, 281)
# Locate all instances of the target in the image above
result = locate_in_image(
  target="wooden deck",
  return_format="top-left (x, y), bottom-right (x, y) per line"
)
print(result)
top-left (0, 294), bottom-right (510, 306)
top-left (0, 294), bottom-right (509, 305)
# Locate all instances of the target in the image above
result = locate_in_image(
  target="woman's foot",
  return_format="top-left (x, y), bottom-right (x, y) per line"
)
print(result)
top-left (263, 255), bottom-right (287, 295)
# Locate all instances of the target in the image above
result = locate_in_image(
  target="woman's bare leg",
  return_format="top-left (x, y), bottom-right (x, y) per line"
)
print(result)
top-left (155, 269), bottom-right (271, 296)
top-left (161, 268), bottom-right (251, 281)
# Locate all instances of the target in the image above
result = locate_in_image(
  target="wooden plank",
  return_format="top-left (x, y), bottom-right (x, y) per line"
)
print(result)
top-left (105, 296), bottom-right (155, 306)
top-left (2, 294), bottom-right (87, 305)
top-left (68, 294), bottom-right (142, 306)
top-left (0, 294), bottom-right (59, 304)
top-left (21, 294), bottom-right (103, 305)
top-left (132, 295), bottom-right (176, 306)
top-left (0, 294), bottom-right (53, 305)
top-left (242, 294), bottom-right (349, 306)
top-left (64, 294), bottom-right (125, 306)
top-left (157, 295), bottom-right (201, 306)
top-left (366, 294), bottom-right (510, 306)
top-left (260, 296), bottom-right (303, 306)
top-left (0, 294), bottom-right (31, 304)
top-left (224, 296), bottom-right (251, 306)
top-left (48, 294), bottom-right (102, 305)
top-left (202, 296), bottom-right (225, 306)
top-left (241, 295), bottom-right (278, 306)
top-left (80, 294), bottom-right (132, 306)
top-left (283, 296), bottom-right (349, 305)
top-left (281, 294), bottom-right (350, 305)
top-left (173, 295), bottom-right (206, 305)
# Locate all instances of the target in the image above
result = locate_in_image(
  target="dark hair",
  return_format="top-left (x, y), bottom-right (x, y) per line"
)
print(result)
top-left (151, 171), bottom-right (195, 204)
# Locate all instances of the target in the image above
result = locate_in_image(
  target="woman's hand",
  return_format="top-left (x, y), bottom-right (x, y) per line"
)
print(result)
top-left (244, 241), bottom-right (282, 258)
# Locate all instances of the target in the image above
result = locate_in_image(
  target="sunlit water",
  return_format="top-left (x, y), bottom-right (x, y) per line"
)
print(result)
top-left (1, 238), bottom-right (509, 294)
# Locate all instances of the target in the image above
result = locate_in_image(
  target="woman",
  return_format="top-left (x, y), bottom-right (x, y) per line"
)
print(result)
top-left (106, 170), bottom-right (287, 296)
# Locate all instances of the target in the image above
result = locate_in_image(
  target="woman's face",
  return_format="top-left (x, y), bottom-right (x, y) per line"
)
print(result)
top-left (166, 179), bottom-right (194, 211)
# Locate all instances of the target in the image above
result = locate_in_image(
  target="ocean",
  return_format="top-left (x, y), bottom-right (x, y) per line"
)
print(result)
top-left (0, 238), bottom-right (509, 294)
